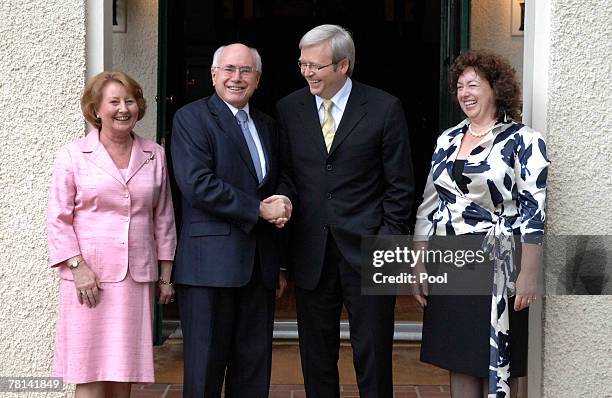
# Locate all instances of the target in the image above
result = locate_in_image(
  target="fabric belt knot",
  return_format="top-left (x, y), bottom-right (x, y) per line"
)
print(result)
top-left (321, 99), bottom-right (336, 152)
top-left (236, 109), bottom-right (263, 182)
top-left (481, 215), bottom-right (516, 397)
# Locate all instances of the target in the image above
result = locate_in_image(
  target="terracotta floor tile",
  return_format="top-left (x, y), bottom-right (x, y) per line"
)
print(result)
top-left (129, 384), bottom-right (451, 397)
top-left (341, 384), bottom-right (360, 392)
top-left (154, 340), bottom-right (448, 386)
top-left (142, 383), bottom-right (169, 390)
top-left (417, 385), bottom-right (445, 392)
top-left (393, 392), bottom-right (418, 398)
top-left (393, 385), bottom-right (418, 392)
top-left (268, 391), bottom-right (292, 397)
top-left (129, 390), bottom-right (166, 398)
top-left (269, 384), bottom-right (302, 390)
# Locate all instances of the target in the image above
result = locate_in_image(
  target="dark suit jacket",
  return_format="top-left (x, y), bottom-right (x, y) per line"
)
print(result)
top-left (276, 81), bottom-right (414, 289)
top-left (171, 93), bottom-right (280, 290)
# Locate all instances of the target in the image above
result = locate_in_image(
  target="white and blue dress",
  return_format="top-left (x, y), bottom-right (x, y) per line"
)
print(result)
top-left (415, 118), bottom-right (550, 397)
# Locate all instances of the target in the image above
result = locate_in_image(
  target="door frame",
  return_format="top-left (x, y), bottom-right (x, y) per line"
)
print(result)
top-left (153, 0), bottom-right (471, 344)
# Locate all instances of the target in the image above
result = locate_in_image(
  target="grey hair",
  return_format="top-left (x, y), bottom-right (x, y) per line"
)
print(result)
top-left (211, 44), bottom-right (262, 72)
top-left (299, 24), bottom-right (355, 76)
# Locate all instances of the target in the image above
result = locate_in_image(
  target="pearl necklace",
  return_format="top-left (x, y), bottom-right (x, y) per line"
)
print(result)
top-left (468, 122), bottom-right (496, 138)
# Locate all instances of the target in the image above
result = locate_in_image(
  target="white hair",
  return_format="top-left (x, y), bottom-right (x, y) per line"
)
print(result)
top-left (211, 44), bottom-right (262, 72)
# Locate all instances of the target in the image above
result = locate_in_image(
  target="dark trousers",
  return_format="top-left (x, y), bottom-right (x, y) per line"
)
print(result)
top-left (178, 265), bottom-right (275, 398)
top-left (295, 235), bottom-right (396, 398)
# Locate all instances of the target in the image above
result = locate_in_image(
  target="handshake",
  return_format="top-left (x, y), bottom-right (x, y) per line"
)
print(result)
top-left (259, 195), bottom-right (292, 228)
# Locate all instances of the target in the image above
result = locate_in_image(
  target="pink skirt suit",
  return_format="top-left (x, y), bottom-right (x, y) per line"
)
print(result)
top-left (47, 131), bottom-right (176, 384)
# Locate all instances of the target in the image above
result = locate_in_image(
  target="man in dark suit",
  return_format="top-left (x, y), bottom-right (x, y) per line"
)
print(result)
top-left (276, 25), bottom-right (415, 397)
top-left (171, 43), bottom-right (291, 397)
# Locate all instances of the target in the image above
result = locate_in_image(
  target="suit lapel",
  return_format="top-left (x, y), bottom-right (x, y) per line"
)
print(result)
top-left (297, 93), bottom-right (328, 159)
top-left (328, 82), bottom-right (367, 156)
top-left (124, 134), bottom-right (152, 183)
top-left (208, 94), bottom-right (258, 181)
top-left (83, 130), bottom-right (125, 186)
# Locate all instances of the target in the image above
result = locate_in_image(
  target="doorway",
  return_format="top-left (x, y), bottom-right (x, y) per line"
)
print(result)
top-left (156, 0), bottom-right (469, 341)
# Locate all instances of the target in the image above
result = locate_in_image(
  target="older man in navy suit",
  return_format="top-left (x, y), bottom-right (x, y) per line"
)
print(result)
top-left (276, 25), bottom-right (415, 397)
top-left (171, 43), bottom-right (290, 397)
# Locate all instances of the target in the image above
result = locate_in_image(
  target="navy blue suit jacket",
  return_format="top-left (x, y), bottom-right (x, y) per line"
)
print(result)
top-left (171, 94), bottom-right (281, 289)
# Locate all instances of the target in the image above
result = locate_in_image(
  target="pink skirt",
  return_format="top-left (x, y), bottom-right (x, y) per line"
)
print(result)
top-left (52, 272), bottom-right (155, 384)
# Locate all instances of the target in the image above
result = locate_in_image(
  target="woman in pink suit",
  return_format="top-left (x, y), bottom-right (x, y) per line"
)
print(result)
top-left (47, 71), bottom-right (177, 397)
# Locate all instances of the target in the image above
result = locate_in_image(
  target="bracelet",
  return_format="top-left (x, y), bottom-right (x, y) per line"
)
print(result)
top-left (158, 277), bottom-right (173, 286)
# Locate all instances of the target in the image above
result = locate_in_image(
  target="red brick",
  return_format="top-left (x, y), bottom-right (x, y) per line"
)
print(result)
top-left (270, 384), bottom-right (303, 390)
top-left (141, 384), bottom-right (169, 390)
top-left (268, 391), bottom-right (292, 398)
top-left (417, 385), bottom-right (444, 392)
top-left (394, 385), bottom-right (418, 392)
top-left (393, 393), bottom-right (418, 398)
top-left (129, 390), bottom-right (166, 398)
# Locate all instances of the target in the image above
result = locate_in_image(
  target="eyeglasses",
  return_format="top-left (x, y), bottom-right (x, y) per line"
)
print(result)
top-left (297, 61), bottom-right (336, 72)
top-left (213, 65), bottom-right (256, 76)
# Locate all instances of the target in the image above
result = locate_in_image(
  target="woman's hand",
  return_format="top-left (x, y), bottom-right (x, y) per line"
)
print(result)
top-left (412, 242), bottom-right (429, 308)
top-left (158, 282), bottom-right (175, 305)
top-left (514, 269), bottom-right (537, 311)
top-left (514, 242), bottom-right (542, 311)
top-left (70, 259), bottom-right (103, 308)
top-left (158, 261), bottom-right (175, 305)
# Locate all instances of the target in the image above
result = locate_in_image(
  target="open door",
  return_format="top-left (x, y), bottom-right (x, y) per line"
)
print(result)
top-left (153, 0), bottom-right (470, 344)
top-left (154, 0), bottom-right (184, 345)
top-left (439, 0), bottom-right (470, 129)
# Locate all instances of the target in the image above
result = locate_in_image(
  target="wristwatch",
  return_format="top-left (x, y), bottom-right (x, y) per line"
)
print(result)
top-left (67, 257), bottom-right (82, 270)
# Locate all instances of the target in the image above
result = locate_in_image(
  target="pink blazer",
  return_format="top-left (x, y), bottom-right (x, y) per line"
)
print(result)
top-left (47, 130), bottom-right (177, 282)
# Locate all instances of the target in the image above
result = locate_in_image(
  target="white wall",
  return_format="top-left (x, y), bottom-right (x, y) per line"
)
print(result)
top-left (542, 0), bottom-right (612, 395)
top-left (471, 0), bottom-right (524, 83)
top-left (0, 1), bottom-right (85, 396)
top-left (112, 0), bottom-right (159, 140)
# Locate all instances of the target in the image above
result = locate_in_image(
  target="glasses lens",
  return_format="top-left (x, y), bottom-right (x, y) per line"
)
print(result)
top-left (222, 65), bottom-right (237, 74)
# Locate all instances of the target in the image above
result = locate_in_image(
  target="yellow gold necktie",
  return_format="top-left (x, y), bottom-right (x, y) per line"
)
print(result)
top-left (321, 99), bottom-right (335, 152)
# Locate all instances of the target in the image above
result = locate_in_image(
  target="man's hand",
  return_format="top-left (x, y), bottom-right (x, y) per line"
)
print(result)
top-left (260, 195), bottom-right (292, 228)
top-left (276, 271), bottom-right (288, 299)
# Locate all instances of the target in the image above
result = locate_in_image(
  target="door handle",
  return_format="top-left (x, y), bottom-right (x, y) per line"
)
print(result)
top-left (154, 95), bottom-right (175, 103)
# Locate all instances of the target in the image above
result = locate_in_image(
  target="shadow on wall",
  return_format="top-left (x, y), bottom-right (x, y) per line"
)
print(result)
top-left (547, 236), bottom-right (611, 295)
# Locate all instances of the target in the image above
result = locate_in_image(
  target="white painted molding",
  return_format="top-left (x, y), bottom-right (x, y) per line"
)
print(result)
top-left (522, 0), bottom-right (550, 135)
top-left (523, 2), bottom-right (551, 396)
top-left (86, 0), bottom-right (113, 80)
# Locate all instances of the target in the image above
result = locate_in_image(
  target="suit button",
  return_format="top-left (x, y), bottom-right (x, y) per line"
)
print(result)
top-left (326, 164), bottom-right (332, 171)
top-left (323, 224), bottom-right (328, 231)
top-left (326, 193), bottom-right (332, 199)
